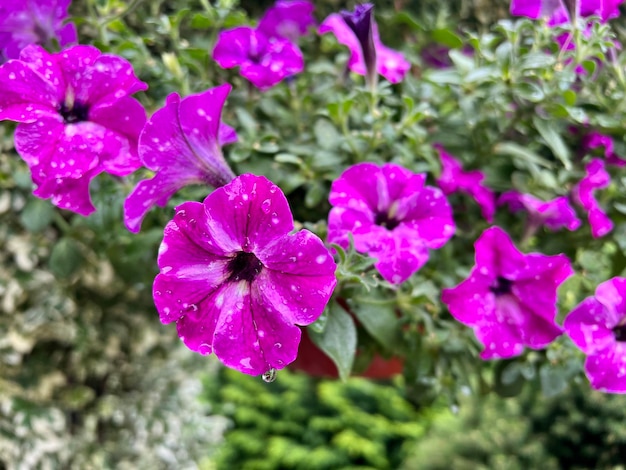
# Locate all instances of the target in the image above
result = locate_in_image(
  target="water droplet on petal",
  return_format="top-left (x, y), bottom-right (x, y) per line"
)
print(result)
top-left (261, 199), bottom-right (271, 214)
top-left (262, 368), bottom-right (277, 383)
top-left (274, 342), bottom-right (282, 349)
top-left (198, 343), bottom-right (211, 355)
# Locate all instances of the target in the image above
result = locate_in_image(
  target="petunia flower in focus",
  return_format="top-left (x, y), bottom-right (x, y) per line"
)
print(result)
top-left (434, 144), bottom-right (496, 223)
top-left (212, 26), bottom-right (304, 90)
top-left (0, 0), bottom-right (77, 62)
top-left (257, 0), bottom-right (316, 43)
top-left (319, 3), bottom-right (410, 85)
top-left (153, 174), bottom-right (337, 376)
top-left (510, 0), bottom-right (623, 25)
top-left (124, 84), bottom-right (237, 233)
top-left (583, 131), bottom-right (626, 167)
top-left (0, 44), bottom-right (147, 215)
top-left (499, 191), bottom-right (581, 232)
top-left (327, 162), bottom-right (455, 285)
top-left (441, 226), bottom-right (573, 359)
top-left (572, 158), bottom-right (613, 238)
top-left (563, 277), bottom-right (626, 393)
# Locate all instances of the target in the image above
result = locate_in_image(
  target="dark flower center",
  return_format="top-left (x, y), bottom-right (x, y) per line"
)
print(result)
top-left (490, 276), bottom-right (513, 296)
top-left (58, 101), bottom-right (90, 124)
top-left (613, 324), bottom-right (626, 342)
top-left (227, 251), bottom-right (264, 283)
top-left (374, 211), bottom-right (400, 230)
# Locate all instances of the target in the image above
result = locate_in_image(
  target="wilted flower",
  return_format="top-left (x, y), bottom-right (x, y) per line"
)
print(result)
top-left (442, 226), bottom-right (573, 359)
top-left (319, 3), bottom-right (410, 85)
top-left (124, 84), bottom-right (237, 233)
top-left (572, 158), bottom-right (613, 238)
top-left (510, 0), bottom-right (623, 25)
top-left (0, 44), bottom-right (147, 215)
top-left (212, 26), bottom-right (304, 90)
top-left (327, 162), bottom-right (455, 284)
top-left (257, 0), bottom-right (315, 42)
top-left (583, 131), bottom-right (626, 167)
top-left (499, 191), bottom-right (581, 232)
top-left (564, 277), bottom-right (626, 393)
top-left (154, 174), bottom-right (337, 376)
top-left (0, 0), bottom-right (77, 62)
top-left (434, 144), bottom-right (495, 223)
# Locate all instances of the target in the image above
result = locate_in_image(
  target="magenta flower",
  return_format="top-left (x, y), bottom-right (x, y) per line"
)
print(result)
top-left (257, 0), bottom-right (315, 42)
top-left (434, 144), bottom-right (496, 223)
top-left (319, 4), bottom-right (410, 84)
top-left (212, 26), bottom-right (304, 90)
top-left (327, 162), bottom-right (455, 285)
top-left (499, 191), bottom-right (581, 231)
top-left (0, 0), bottom-right (77, 62)
top-left (0, 44), bottom-right (147, 215)
top-left (154, 174), bottom-right (337, 376)
top-left (510, 0), bottom-right (623, 25)
top-left (564, 277), bottom-right (626, 393)
top-left (572, 158), bottom-right (613, 238)
top-left (442, 226), bottom-right (573, 359)
top-left (124, 84), bottom-right (237, 233)
top-left (583, 131), bottom-right (626, 167)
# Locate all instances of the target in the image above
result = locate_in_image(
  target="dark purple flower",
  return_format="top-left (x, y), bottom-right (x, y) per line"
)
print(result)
top-left (257, 0), bottom-right (315, 43)
top-left (511, 0), bottom-right (623, 25)
top-left (499, 191), bottom-right (581, 231)
top-left (583, 131), bottom-right (626, 167)
top-left (434, 144), bottom-right (496, 223)
top-left (0, 44), bottom-right (147, 215)
top-left (442, 226), bottom-right (573, 359)
top-left (564, 277), bottom-right (626, 393)
top-left (0, 0), bottom-right (77, 62)
top-left (124, 84), bottom-right (237, 233)
top-left (572, 158), bottom-right (613, 238)
top-left (327, 162), bottom-right (455, 284)
top-left (319, 5), bottom-right (410, 84)
top-left (212, 26), bottom-right (304, 90)
top-left (154, 174), bottom-right (337, 376)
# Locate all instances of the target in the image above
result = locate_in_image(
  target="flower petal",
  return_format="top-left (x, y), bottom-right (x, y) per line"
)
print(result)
top-left (584, 343), bottom-right (626, 393)
top-left (206, 174), bottom-right (294, 252)
top-left (564, 297), bottom-right (615, 354)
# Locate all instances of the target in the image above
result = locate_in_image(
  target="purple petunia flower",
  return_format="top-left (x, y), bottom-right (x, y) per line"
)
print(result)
top-left (212, 26), bottom-right (304, 90)
top-left (0, 44), bottom-right (147, 215)
top-left (319, 4), bottom-right (410, 84)
top-left (257, 0), bottom-right (316, 43)
top-left (327, 162), bottom-right (455, 285)
top-left (442, 226), bottom-right (573, 359)
top-left (510, 0), bottom-right (623, 25)
top-left (124, 84), bottom-right (237, 233)
top-left (572, 158), bottom-right (613, 238)
top-left (563, 277), bottom-right (626, 393)
top-left (499, 191), bottom-right (581, 231)
top-left (0, 0), bottom-right (77, 62)
top-left (434, 144), bottom-right (496, 223)
top-left (583, 131), bottom-right (626, 167)
top-left (154, 174), bottom-right (337, 376)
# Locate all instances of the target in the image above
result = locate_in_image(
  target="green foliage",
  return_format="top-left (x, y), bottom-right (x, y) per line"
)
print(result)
top-left (203, 369), bottom-right (426, 469)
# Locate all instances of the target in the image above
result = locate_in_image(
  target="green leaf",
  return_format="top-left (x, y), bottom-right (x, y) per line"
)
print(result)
top-left (314, 119), bottom-right (341, 150)
top-left (493, 360), bottom-right (525, 398)
top-left (540, 364), bottom-right (568, 398)
top-left (309, 301), bottom-right (357, 381)
top-left (519, 52), bottom-right (555, 70)
top-left (493, 142), bottom-right (553, 168)
top-left (533, 117), bottom-right (572, 170)
top-left (515, 82), bottom-right (545, 102)
top-left (351, 298), bottom-right (399, 350)
top-left (431, 28), bottom-right (463, 48)
top-left (20, 199), bottom-right (54, 233)
top-left (49, 238), bottom-right (83, 278)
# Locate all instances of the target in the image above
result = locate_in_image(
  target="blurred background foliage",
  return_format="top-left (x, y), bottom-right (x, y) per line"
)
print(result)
top-left (3, 0), bottom-right (626, 468)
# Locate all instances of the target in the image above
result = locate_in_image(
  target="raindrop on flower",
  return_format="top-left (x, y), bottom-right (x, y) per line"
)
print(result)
top-left (262, 368), bottom-right (277, 383)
